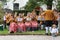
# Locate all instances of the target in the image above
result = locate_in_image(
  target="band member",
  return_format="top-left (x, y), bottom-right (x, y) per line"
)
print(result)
top-left (37, 13), bottom-right (41, 24)
top-left (36, 13), bottom-right (41, 30)
top-left (31, 18), bottom-right (38, 32)
top-left (3, 12), bottom-right (8, 29)
top-left (9, 15), bottom-right (18, 33)
top-left (14, 12), bottom-right (18, 23)
top-left (41, 7), bottom-right (55, 35)
top-left (17, 13), bottom-right (26, 32)
top-left (25, 13), bottom-right (32, 31)
top-left (58, 11), bottom-right (60, 32)
top-left (37, 13), bottom-right (44, 30)
top-left (53, 9), bottom-right (58, 26)
top-left (6, 13), bottom-right (11, 26)
top-left (31, 9), bottom-right (37, 19)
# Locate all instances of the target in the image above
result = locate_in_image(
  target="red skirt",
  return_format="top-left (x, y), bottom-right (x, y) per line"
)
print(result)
top-left (31, 21), bottom-right (38, 27)
top-left (18, 22), bottom-right (26, 31)
top-left (9, 22), bottom-right (18, 32)
top-left (25, 22), bottom-right (32, 27)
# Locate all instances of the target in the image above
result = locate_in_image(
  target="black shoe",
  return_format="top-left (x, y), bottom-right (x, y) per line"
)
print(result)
top-left (10, 31), bottom-right (14, 33)
top-left (45, 33), bottom-right (48, 35)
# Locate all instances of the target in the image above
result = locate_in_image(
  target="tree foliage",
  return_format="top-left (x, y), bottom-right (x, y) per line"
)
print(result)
top-left (0, 1), bottom-right (5, 24)
top-left (24, 0), bottom-right (40, 12)
top-left (24, 0), bottom-right (53, 11)
top-left (57, 1), bottom-right (60, 11)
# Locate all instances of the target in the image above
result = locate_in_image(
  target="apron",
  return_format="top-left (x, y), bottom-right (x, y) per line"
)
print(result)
top-left (25, 22), bottom-right (31, 27)
top-left (18, 22), bottom-right (26, 31)
top-left (31, 21), bottom-right (38, 27)
top-left (9, 22), bottom-right (17, 32)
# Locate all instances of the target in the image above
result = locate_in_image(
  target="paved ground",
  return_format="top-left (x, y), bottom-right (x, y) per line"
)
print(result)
top-left (0, 35), bottom-right (60, 40)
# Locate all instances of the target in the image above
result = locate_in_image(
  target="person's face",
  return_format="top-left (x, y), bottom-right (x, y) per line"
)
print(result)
top-left (53, 11), bottom-right (58, 14)
top-left (39, 13), bottom-right (41, 16)
top-left (5, 12), bottom-right (8, 15)
top-left (52, 25), bottom-right (56, 28)
top-left (22, 13), bottom-right (24, 16)
top-left (58, 12), bottom-right (60, 16)
top-left (27, 13), bottom-right (30, 16)
top-left (40, 8), bottom-right (43, 13)
top-left (19, 13), bottom-right (21, 16)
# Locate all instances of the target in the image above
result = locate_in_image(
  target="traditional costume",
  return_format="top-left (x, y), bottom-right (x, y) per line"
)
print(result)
top-left (17, 15), bottom-right (26, 32)
top-left (9, 22), bottom-right (18, 33)
top-left (9, 15), bottom-right (18, 33)
top-left (31, 18), bottom-right (38, 31)
top-left (25, 16), bottom-right (32, 31)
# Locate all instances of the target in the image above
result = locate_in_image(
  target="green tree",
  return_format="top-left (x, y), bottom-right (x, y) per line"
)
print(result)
top-left (24, 0), bottom-right (53, 11)
top-left (0, 1), bottom-right (7, 24)
top-left (46, 0), bottom-right (53, 9)
top-left (57, 1), bottom-right (60, 11)
top-left (37, 0), bottom-right (53, 9)
top-left (24, 0), bottom-right (40, 12)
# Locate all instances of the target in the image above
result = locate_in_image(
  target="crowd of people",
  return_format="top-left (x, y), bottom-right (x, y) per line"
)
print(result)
top-left (3, 8), bottom-right (60, 36)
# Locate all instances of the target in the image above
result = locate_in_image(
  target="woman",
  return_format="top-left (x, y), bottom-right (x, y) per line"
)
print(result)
top-left (25, 13), bottom-right (32, 31)
top-left (31, 18), bottom-right (38, 32)
top-left (37, 13), bottom-right (44, 30)
top-left (17, 13), bottom-right (26, 32)
top-left (6, 13), bottom-right (11, 26)
top-left (9, 15), bottom-right (18, 33)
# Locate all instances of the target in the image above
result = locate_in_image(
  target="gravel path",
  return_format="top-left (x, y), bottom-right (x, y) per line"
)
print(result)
top-left (0, 35), bottom-right (60, 40)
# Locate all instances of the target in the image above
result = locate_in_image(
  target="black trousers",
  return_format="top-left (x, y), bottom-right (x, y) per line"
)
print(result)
top-left (45, 20), bottom-right (53, 27)
top-left (4, 21), bottom-right (6, 29)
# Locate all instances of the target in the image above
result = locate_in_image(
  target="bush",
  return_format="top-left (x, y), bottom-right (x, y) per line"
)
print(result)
top-left (0, 9), bottom-right (4, 24)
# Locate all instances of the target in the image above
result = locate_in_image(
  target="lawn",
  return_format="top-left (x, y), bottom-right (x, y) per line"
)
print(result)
top-left (0, 29), bottom-right (60, 35)
top-left (0, 29), bottom-right (46, 35)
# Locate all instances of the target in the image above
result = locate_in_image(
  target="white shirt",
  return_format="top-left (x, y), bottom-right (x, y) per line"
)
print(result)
top-left (3, 16), bottom-right (6, 20)
top-left (37, 16), bottom-right (44, 21)
top-left (37, 16), bottom-right (41, 20)
top-left (57, 17), bottom-right (60, 21)
top-left (26, 18), bottom-right (31, 21)
top-left (51, 28), bottom-right (58, 33)
top-left (17, 17), bottom-right (23, 21)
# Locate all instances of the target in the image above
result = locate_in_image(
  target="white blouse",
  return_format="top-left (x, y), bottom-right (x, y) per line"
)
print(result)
top-left (37, 16), bottom-right (44, 21)
top-left (17, 17), bottom-right (23, 21)
top-left (26, 18), bottom-right (31, 21)
top-left (3, 16), bottom-right (6, 20)
top-left (51, 28), bottom-right (58, 33)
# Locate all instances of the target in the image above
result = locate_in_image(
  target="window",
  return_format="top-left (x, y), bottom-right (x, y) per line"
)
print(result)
top-left (13, 3), bottom-right (19, 10)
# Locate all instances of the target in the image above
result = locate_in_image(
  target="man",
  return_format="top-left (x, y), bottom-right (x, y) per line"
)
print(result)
top-left (41, 7), bottom-right (55, 35)
top-left (53, 9), bottom-right (58, 27)
top-left (58, 11), bottom-right (60, 32)
top-left (3, 12), bottom-right (8, 29)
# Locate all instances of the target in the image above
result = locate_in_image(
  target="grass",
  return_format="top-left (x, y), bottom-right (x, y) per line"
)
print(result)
top-left (0, 29), bottom-right (46, 35)
top-left (0, 29), bottom-right (8, 34)
top-left (0, 29), bottom-right (60, 35)
top-left (16, 30), bottom-right (46, 35)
